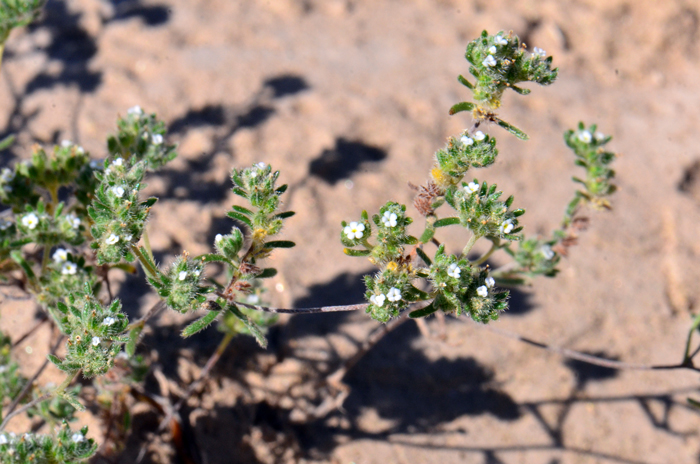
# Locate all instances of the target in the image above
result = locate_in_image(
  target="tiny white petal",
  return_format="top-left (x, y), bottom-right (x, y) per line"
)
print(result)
top-left (152, 134), bottom-right (163, 145)
top-left (482, 55), bottom-right (497, 67)
top-left (68, 214), bottom-right (81, 228)
top-left (53, 248), bottom-right (68, 263)
top-left (256, 162), bottom-right (267, 169)
top-left (386, 287), bottom-right (402, 302)
top-left (474, 131), bottom-right (486, 141)
top-left (370, 293), bottom-right (386, 307)
top-left (21, 213), bottom-right (39, 230)
top-left (193, 269), bottom-right (201, 277)
top-left (499, 219), bottom-right (514, 234)
top-left (112, 158), bottom-right (124, 167)
top-left (0, 434), bottom-right (7, 444)
top-left (577, 130), bottom-right (592, 143)
top-left (61, 140), bottom-right (72, 148)
top-left (488, 45), bottom-right (497, 54)
top-left (460, 136), bottom-right (474, 146)
top-left (447, 263), bottom-right (461, 279)
top-left (540, 245), bottom-right (555, 260)
top-left (61, 262), bottom-right (77, 275)
top-left (91, 336), bottom-right (101, 346)
top-left (112, 186), bottom-right (125, 198)
top-left (0, 168), bottom-right (14, 182)
top-left (494, 35), bottom-right (508, 46)
top-left (247, 294), bottom-right (260, 304)
top-left (477, 285), bottom-right (488, 297)
top-left (102, 317), bottom-right (116, 326)
top-left (104, 168), bottom-right (111, 175)
top-left (127, 105), bottom-right (143, 115)
top-left (465, 182), bottom-right (480, 193)
top-left (123, 234), bottom-right (133, 241)
top-left (533, 47), bottom-right (546, 57)
top-left (178, 271), bottom-right (188, 281)
top-left (71, 432), bottom-right (85, 443)
top-left (215, 234), bottom-right (223, 242)
top-left (106, 234), bottom-right (120, 245)
top-left (485, 276), bottom-right (495, 288)
top-left (594, 132), bottom-right (605, 141)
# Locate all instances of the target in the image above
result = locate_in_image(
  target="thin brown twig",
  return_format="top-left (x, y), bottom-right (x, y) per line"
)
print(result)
top-left (3, 334), bottom-right (64, 420)
top-left (0, 393), bottom-right (51, 431)
top-left (228, 298), bottom-right (368, 314)
top-left (477, 323), bottom-right (700, 372)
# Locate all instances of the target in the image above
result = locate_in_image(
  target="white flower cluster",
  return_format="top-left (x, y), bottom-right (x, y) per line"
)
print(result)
top-left (370, 287), bottom-right (402, 307)
top-left (381, 211), bottom-right (398, 228)
top-left (344, 221), bottom-right (365, 240)
top-left (67, 213), bottom-right (81, 229)
top-left (476, 276), bottom-right (496, 298)
top-left (499, 219), bottom-right (514, 234)
top-left (53, 248), bottom-right (78, 275)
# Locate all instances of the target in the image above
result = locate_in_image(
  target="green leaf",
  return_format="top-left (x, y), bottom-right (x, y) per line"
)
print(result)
top-left (257, 268), bottom-right (277, 278)
top-left (457, 75), bottom-right (474, 89)
top-left (419, 226), bottom-right (435, 244)
top-left (227, 211), bottom-right (253, 227)
top-left (10, 250), bottom-right (36, 283)
top-left (275, 184), bottom-right (288, 194)
top-left (57, 390), bottom-right (85, 412)
top-left (275, 211), bottom-right (295, 219)
top-left (181, 310), bottom-right (220, 337)
top-left (495, 118), bottom-right (529, 140)
top-left (510, 85), bottom-right (531, 95)
top-left (409, 303), bottom-right (438, 318)
top-left (142, 197), bottom-right (158, 207)
top-left (47, 354), bottom-right (64, 369)
top-left (434, 217), bottom-right (460, 228)
top-left (415, 247), bottom-right (432, 265)
top-left (0, 134), bottom-right (15, 150)
top-left (232, 205), bottom-right (254, 216)
top-left (264, 240), bottom-right (295, 249)
top-left (227, 304), bottom-right (267, 348)
top-left (126, 325), bottom-right (144, 357)
top-left (344, 248), bottom-right (371, 257)
top-left (449, 101), bottom-right (475, 115)
top-left (196, 253), bottom-right (233, 265)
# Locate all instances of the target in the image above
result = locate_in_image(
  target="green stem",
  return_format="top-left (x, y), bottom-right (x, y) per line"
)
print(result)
top-left (0, 43), bottom-right (4, 76)
top-left (472, 238), bottom-right (500, 266)
top-left (130, 244), bottom-right (157, 278)
top-left (41, 245), bottom-right (50, 273)
top-left (142, 228), bottom-right (154, 262)
top-left (461, 233), bottom-right (479, 257)
top-left (683, 313), bottom-right (700, 363)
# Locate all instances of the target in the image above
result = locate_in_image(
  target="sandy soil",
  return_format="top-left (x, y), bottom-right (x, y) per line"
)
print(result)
top-left (2, 0), bottom-right (700, 463)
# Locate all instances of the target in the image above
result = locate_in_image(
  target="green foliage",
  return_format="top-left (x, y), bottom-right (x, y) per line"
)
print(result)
top-left (107, 107), bottom-right (177, 171)
top-left (431, 130), bottom-right (498, 187)
top-left (48, 285), bottom-right (129, 377)
top-left (0, 0), bottom-right (45, 45)
top-left (155, 254), bottom-right (206, 314)
top-left (0, 422), bottom-right (96, 464)
top-left (0, 332), bottom-right (24, 405)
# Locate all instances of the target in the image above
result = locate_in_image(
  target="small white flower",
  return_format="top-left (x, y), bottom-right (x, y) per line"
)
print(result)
top-left (68, 214), bottom-right (81, 228)
top-left (21, 213), bottom-right (39, 230)
top-left (381, 211), bottom-right (398, 228)
top-left (474, 131), bottom-right (486, 141)
top-left (89, 160), bottom-right (101, 169)
top-left (76, 146), bottom-right (85, 155)
top-left (61, 262), bottom-right (77, 275)
top-left (91, 336), bottom-right (101, 346)
top-left (1, 168), bottom-right (14, 182)
top-left (594, 132), bottom-right (606, 142)
top-left (178, 271), bottom-right (188, 281)
top-left (71, 432), bottom-right (85, 443)
top-left (152, 134), bottom-right (163, 145)
top-left (215, 234), bottom-right (223, 243)
top-left (102, 317), bottom-right (116, 326)
top-left (465, 181), bottom-right (480, 194)
top-left (540, 245), bottom-right (555, 260)
top-left (485, 276), bottom-right (495, 288)
top-left (112, 158), bottom-right (124, 167)
top-left (533, 47), bottom-right (546, 57)
top-left (53, 247), bottom-right (69, 262)
top-left (488, 45), bottom-right (497, 54)
top-left (105, 234), bottom-right (120, 245)
top-left (370, 293), bottom-right (386, 307)
top-left (577, 130), bottom-right (592, 143)
top-left (386, 287), bottom-right (402, 302)
top-left (344, 221), bottom-right (365, 240)
top-left (104, 168), bottom-right (111, 175)
top-left (494, 35), bottom-right (508, 46)
top-left (499, 219), bottom-right (514, 234)
top-left (477, 285), bottom-right (488, 297)
top-left (61, 139), bottom-right (72, 148)
top-left (247, 294), bottom-right (260, 304)
top-left (193, 269), bottom-right (201, 277)
top-left (482, 54), bottom-right (497, 67)
top-left (256, 162), bottom-right (267, 169)
top-left (112, 186), bottom-right (125, 198)
top-left (0, 434), bottom-right (7, 445)
top-left (123, 234), bottom-right (133, 241)
top-left (447, 263), bottom-right (461, 279)
top-left (127, 105), bottom-right (143, 115)
top-left (460, 135), bottom-right (474, 146)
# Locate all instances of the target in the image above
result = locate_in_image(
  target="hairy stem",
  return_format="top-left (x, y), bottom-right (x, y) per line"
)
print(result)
top-left (461, 233), bottom-right (479, 258)
top-left (472, 238), bottom-right (500, 266)
top-left (130, 244), bottom-right (157, 278)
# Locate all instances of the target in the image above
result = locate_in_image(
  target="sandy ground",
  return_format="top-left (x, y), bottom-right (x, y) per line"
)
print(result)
top-left (2, 0), bottom-right (700, 463)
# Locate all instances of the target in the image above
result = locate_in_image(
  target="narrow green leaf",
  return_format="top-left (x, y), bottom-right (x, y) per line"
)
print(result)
top-left (182, 310), bottom-right (220, 338)
top-left (10, 250), bottom-right (36, 283)
top-left (264, 240), bottom-right (295, 249)
top-left (457, 75), bottom-right (474, 89)
top-left (409, 303), bottom-right (438, 319)
top-left (47, 354), bottom-right (64, 369)
top-left (419, 226), bottom-right (435, 244)
top-left (510, 85), bottom-right (531, 95)
top-left (415, 247), bottom-right (432, 266)
top-left (126, 325), bottom-right (144, 357)
top-left (228, 304), bottom-right (267, 348)
top-left (227, 211), bottom-right (253, 227)
top-left (449, 101), bottom-right (475, 115)
top-left (257, 268), bottom-right (277, 278)
top-left (434, 217), bottom-right (460, 228)
top-left (0, 134), bottom-right (15, 150)
top-left (344, 248), bottom-right (371, 257)
top-left (275, 184), bottom-right (288, 194)
top-left (195, 253), bottom-right (233, 265)
top-left (495, 118), bottom-right (529, 140)
top-left (275, 211), bottom-right (295, 219)
top-left (232, 205), bottom-right (254, 216)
